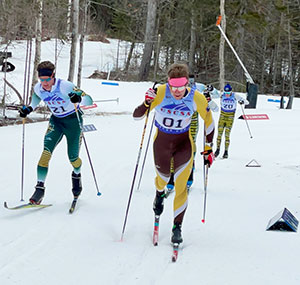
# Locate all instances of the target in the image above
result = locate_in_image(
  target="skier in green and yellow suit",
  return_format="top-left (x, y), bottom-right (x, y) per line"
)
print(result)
top-left (214, 83), bottom-right (249, 159)
top-left (19, 60), bottom-right (92, 205)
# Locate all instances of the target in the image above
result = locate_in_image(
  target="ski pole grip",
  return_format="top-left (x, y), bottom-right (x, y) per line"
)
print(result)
top-left (216, 15), bottom-right (222, 26)
top-left (152, 81), bottom-right (158, 92)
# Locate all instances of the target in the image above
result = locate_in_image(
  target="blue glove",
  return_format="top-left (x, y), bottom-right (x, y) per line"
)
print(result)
top-left (68, 92), bottom-right (82, 103)
top-left (19, 106), bottom-right (33, 118)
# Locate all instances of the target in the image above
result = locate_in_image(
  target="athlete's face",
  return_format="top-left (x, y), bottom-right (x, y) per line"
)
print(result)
top-left (224, 91), bottom-right (232, 97)
top-left (169, 85), bottom-right (187, 100)
top-left (39, 75), bottom-right (55, 91)
top-left (168, 77), bottom-right (188, 100)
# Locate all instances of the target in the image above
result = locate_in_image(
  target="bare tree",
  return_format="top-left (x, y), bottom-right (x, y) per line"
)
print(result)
top-left (67, 0), bottom-right (72, 34)
top-left (68, 0), bottom-right (79, 82)
top-left (188, 8), bottom-right (196, 75)
top-left (77, 0), bottom-right (89, 88)
top-left (286, 3), bottom-right (294, 109)
top-left (138, 0), bottom-right (158, 81)
top-left (31, 0), bottom-right (43, 96)
top-left (219, 0), bottom-right (226, 90)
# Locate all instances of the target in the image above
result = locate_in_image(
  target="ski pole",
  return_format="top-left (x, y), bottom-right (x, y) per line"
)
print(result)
top-left (20, 118), bottom-right (26, 201)
top-left (74, 104), bottom-right (101, 196)
top-left (201, 123), bottom-right (210, 223)
top-left (202, 164), bottom-right (209, 223)
top-left (121, 108), bottom-right (150, 241)
top-left (240, 103), bottom-right (253, 139)
top-left (93, 98), bottom-right (119, 104)
top-left (136, 113), bottom-right (155, 192)
top-left (20, 40), bottom-right (31, 202)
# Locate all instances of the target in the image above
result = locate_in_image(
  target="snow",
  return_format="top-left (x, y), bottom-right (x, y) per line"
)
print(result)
top-left (1, 40), bottom-right (300, 285)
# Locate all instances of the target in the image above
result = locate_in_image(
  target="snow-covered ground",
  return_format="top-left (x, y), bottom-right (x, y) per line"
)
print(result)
top-left (0, 40), bottom-right (300, 285)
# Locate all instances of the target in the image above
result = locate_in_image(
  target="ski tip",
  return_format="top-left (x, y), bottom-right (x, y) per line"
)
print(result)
top-left (201, 219), bottom-right (205, 223)
top-left (4, 201), bottom-right (8, 208)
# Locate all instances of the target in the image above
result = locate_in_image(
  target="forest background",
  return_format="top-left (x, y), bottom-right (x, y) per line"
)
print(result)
top-left (0, 0), bottom-right (299, 106)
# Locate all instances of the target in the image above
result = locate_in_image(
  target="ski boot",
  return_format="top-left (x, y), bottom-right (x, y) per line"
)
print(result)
top-left (29, 182), bottom-right (45, 205)
top-left (223, 150), bottom-right (228, 159)
top-left (72, 172), bottom-right (82, 198)
top-left (171, 222), bottom-right (183, 244)
top-left (214, 148), bottom-right (220, 158)
top-left (153, 190), bottom-right (165, 216)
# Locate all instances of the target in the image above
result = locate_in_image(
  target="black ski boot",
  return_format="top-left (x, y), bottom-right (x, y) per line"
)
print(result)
top-left (29, 182), bottom-right (45, 205)
top-left (214, 148), bottom-right (220, 158)
top-left (153, 190), bottom-right (165, 216)
top-left (223, 150), bottom-right (228, 159)
top-left (72, 172), bottom-right (82, 198)
top-left (171, 223), bottom-right (183, 244)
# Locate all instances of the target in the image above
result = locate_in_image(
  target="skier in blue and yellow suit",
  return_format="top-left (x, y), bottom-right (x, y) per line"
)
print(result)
top-left (133, 63), bottom-right (215, 244)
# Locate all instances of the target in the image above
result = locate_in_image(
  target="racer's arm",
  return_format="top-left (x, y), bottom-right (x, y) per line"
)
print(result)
top-left (133, 84), bottom-right (165, 119)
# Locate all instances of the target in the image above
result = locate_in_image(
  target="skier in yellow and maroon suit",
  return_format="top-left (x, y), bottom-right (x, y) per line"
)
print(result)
top-left (133, 63), bottom-right (215, 244)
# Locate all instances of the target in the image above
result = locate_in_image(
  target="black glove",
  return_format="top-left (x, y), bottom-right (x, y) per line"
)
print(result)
top-left (238, 99), bottom-right (245, 105)
top-left (19, 106), bottom-right (33, 118)
top-left (68, 92), bottom-right (82, 103)
top-left (203, 91), bottom-right (211, 102)
top-left (206, 84), bottom-right (214, 92)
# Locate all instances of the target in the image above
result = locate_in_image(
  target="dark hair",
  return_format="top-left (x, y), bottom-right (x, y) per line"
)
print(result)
top-left (37, 61), bottom-right (55, 72)
top-left (167, 63), bottom-right (189, 79)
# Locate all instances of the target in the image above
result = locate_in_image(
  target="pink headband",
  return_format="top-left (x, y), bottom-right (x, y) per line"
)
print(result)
top-left (168, 77), bottom-right (188, 87)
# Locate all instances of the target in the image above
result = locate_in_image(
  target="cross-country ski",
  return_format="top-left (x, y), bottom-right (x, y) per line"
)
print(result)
top-left (172, 243), bottom-right (179, 262)
top-left (4, 201), bottom-right (52, 210)
top-left (153, 215), bottom-right (160, 246)
top-left (69, 198), bottom-right (78, 214)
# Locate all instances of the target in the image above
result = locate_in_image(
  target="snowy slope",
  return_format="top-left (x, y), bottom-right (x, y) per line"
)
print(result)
top-left (0, 40), bottom-right (300, 285)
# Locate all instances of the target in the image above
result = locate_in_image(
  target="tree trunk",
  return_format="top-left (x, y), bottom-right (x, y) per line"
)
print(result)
top-left (77, 0), bottom-right (88, 88)
top-left (67, 0), bottom-right (72, 34)
top-left (272, 12), bottom-right (284, 95)
top-left (280, 77), bottom-right (285, 109)
top-left (285, 5), bottom-right (294, 110)
top-left (31, 0), bottom-right (42, 96)
top-left (138, 0), bottom-right (158, 81)
top-left (259, 35), bottom-right (267, 92)
top-left (153, 34), bottom-right (161, 81)
top-left (124, 41), bottom-right (135, 75)
top-left (188, 9), bottom-right (196, 75)
top-left (219, 0), bottom-right (226, 90)
top-left (68, 0), bottom-right (79, 82)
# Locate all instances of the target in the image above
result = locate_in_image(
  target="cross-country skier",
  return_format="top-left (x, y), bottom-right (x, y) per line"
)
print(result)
top-left (133, 63), bottom-right (215, 245)
top-left (214, 83), bottom-right (249, 159)
top-left (19, 61), bottom-right (89, 205)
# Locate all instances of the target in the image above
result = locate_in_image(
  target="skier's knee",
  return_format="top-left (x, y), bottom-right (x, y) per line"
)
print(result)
top-left (38, 150), bottom-right (52, 168)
